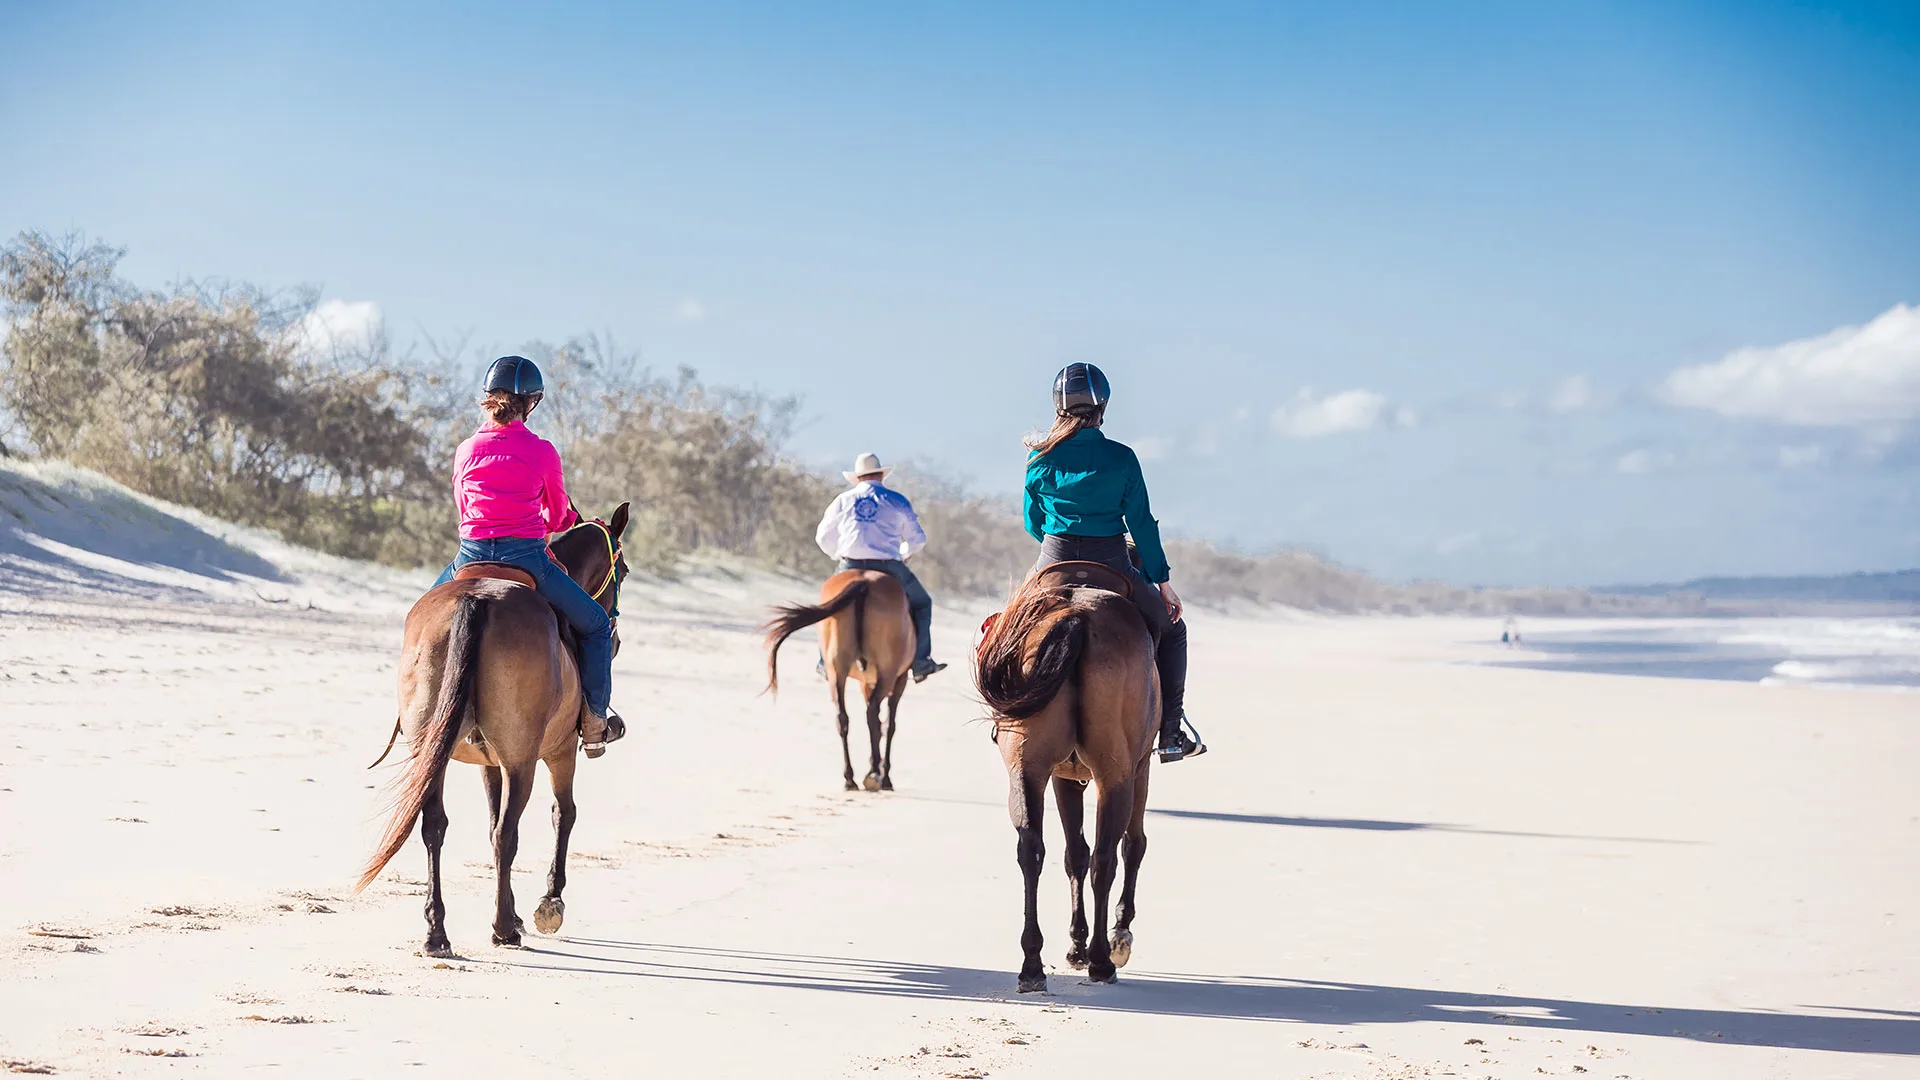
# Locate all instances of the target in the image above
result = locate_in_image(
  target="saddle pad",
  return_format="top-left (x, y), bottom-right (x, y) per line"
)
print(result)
top-left (454, 562), bottom-right (537, 590)
top-left (1033, 560), bottom-right (1133, 598)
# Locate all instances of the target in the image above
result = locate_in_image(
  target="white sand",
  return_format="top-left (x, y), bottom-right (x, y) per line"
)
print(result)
top-left (4, 588), bottom-right (1916, 1078)
top-left (2, 464), bottom-right (1916, 1077)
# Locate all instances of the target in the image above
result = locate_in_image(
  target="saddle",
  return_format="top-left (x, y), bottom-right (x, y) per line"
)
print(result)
top-left (1032, 560), bottom-right (1133, 598)
top-left (975, 561), bottom-right (1134, 661)
top-left (454, 562), bottom-right (537, 589)
top-left (452, 562), bottom-right (581, 658)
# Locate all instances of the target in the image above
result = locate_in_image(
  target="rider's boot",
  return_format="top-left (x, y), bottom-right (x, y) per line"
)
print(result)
top-left (581, 706), bottom-right (626, 759)
top-left (911, 658), bottom-right (948, 683)
top-left (1156, 712), bottom-right (1207, 763)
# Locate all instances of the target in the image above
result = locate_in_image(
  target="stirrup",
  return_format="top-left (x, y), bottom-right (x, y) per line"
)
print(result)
top-left (1156, 715), bottom-right (1208, 763)
top-left (582, 709), bottom-right (625, 759)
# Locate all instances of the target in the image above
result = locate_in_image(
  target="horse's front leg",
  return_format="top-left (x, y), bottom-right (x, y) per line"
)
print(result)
top-left (491, 762), bottom-right (536, 946)
top-left (534, 749), bottom-right (578, 935)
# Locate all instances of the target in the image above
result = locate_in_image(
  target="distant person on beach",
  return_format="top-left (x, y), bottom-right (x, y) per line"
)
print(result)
top-left (428, 355), bottom-right (624, 757)
top-left (814, 452), bottom-right (947, 682)
top-left (1024, 363), bottom-right (1205, 763)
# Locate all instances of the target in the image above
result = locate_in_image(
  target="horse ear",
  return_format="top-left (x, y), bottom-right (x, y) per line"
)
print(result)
top-left (609, 501), bottom-right (631, 541)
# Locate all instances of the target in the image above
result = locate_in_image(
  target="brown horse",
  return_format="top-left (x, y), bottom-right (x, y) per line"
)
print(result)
top-left (976, 564), bottom-right (1158, 993)
top-left (357, 505), bottom-right (630, 958)
top-left (763, 569), bottom-right (915, 791)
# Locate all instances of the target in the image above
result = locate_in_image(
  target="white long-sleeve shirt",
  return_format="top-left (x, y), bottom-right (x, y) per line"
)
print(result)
top-left (815, 481), bottom-right (928, 562)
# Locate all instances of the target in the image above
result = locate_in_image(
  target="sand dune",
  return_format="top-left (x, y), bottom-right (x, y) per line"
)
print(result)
top-left (2, 467), bottom-right (1915, 1077)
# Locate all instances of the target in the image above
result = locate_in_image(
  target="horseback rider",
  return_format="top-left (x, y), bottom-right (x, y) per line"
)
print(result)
top-left (1025, 363), bottom-right (1205, 762)
top-left (430, 355), bottom-right (626, 758)
top-left (814, 453), bottom-right (948, 682)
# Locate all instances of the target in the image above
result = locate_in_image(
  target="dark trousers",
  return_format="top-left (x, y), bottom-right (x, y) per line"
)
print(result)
top-left (837, 558), bottom-right (935, 668)
top-left (1034, 534), bottom-right (1188, 728)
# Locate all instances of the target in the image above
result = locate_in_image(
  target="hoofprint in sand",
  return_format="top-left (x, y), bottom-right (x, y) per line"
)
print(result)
top-left (2, 464), bottom-right (1916, 1077)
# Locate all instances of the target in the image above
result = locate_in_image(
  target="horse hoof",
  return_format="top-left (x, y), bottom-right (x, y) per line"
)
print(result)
top-left (862, 773), bottom-right (881, 792)
top-left (424, 938), bottom-right (455, 959)
top-left (533, 897), bottom-right (565, 935)
top-left (1017, 973), bottom-right (1048, 994)
top-left (878, 777), bottom-right (894, 792)
top-left (1088, 964), bottom-right (1118, 985)
top-left (844, 779), bottom-right (859, 792)
top-left (1065, 944), bottom-right (1089, 970)
top-left (492, 926), bottom-right (523, 947)
top-left (1108, 929), bottom-right (1133, 969)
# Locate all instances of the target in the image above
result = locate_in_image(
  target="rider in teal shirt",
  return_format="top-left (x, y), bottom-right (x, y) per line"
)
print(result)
top-left (1023, 364), bottom-right (1204, 763)
top-left (1023, 427), bottom-right (1170, 585)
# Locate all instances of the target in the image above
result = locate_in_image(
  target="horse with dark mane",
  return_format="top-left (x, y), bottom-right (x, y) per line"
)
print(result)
top-left (763, 568), bottom-right (915, 791)
top-left (358, 505), bottom-right (631, 957)
top-left (976, 561), bottom-right (1158, 992)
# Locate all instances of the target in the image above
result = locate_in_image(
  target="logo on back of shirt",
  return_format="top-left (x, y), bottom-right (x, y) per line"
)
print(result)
top-left (852, 494), bottom-right (880, 523)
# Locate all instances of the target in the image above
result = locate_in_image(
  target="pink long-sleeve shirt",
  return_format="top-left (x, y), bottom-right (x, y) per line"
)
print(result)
top-left (451, 420), bottom-right (580, 540)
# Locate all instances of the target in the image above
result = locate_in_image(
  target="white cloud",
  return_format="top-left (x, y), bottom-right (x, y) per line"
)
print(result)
top-left (292, 299), bottom-right (383, 358)
top-left (1270, 388), bottom-right (1388, 439)
top-left (1132, 436), bottom-right (1170, 461)
top-left (1393, 406), bottom-right (1419, 428)
top-left (676, 297), bottom-right (707, 321)
top-left (1615, 448), bottom-right (1674, 474)
top-left (1662, 302), bottom-right (1920, 426)
top-left (1547, 374), bottom-right (1609, 414)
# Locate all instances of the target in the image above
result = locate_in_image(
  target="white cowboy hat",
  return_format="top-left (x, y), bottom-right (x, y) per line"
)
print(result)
top-left (843, 452), bottom-right (893, 484)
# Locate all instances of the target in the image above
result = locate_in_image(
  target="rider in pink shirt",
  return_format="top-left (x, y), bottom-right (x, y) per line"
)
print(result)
top-left (431, 356), bottom-right (623, 758)
top-left (452, 419), bottom-right (579, 540)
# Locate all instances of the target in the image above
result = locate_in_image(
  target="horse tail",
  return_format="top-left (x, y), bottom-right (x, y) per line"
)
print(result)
top-left (976, 586), bottom-right (1086, 721)
top-left (761, 578), bottom-right (871, 694)
top-left (356, 592), bottom-right (488, 893)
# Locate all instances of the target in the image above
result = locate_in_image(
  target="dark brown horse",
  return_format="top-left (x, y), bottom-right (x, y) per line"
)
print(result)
top-left (358, 505), bottom-right (630, 957)
top-left (763, 569), bottom-right (915, 791)
top-left (976, 563), bottom-right (1158, 992)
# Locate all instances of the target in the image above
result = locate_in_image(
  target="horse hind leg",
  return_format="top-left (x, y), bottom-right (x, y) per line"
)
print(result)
top-left (834, 676), bottom-right (857, 791)
top-left (1050, 776), bottom-right (1092, 969)
top-left (1085, 777), bottom-right (1136, 984)
top-left (1009, 764), bottom-right (1050, 993)
top-left (491, 762), bottom-right (537, 946)
top-left (878, 674), bottom-right (906, 792)
top-left (421, 768), bottom-right (454, 958)
top-left (1110, 760), bottom-right (1151, 969)
top-left (1053, 776), bottom-right (1091, 969)
top-left (534, 750), bottom-right (578, 935)
top-left (861, 682), bottom-right (885, 792)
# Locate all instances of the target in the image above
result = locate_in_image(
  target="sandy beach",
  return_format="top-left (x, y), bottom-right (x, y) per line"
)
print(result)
top-left (3, 561), bottom-right (1915, 1078)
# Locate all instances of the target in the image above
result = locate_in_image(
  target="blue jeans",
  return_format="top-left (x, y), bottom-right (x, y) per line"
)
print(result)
top-left (433, 537), bottom-right (614, 717)
top-left (838, 558), bottom-right (935, 669)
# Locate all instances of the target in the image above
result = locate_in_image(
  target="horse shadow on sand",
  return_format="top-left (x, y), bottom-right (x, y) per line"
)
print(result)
top-left (497, 938), bottom-right (1919, 1057)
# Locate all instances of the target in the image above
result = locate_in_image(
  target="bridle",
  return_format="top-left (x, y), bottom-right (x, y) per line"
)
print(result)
top-left (581, 518), bottom-right (621, 602)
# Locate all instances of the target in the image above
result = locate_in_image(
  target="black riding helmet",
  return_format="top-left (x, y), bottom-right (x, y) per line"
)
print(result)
top-left (484, 355), bottom-right (545, 396)
top-left (1053, 362), bottom-right (1111, 417)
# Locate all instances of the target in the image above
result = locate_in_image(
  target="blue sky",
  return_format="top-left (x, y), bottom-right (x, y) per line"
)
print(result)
top-left (3, 1), bottom-right (1917, 585)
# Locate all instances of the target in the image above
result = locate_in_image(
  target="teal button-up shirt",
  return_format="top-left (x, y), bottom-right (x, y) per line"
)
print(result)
top-left (1023, 427), bottom-right (1171, 584)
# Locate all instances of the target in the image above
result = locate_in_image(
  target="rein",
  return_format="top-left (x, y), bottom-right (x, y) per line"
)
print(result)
top-left (581, 519), bottom-right (621, 602)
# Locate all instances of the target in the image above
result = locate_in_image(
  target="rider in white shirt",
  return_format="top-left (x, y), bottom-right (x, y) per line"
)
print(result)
top-left (814, 453), bottom-right (946, 681)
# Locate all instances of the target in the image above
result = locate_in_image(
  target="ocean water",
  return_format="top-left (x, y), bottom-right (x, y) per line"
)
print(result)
top-left (1490, 618), bottom-right (1920, 690)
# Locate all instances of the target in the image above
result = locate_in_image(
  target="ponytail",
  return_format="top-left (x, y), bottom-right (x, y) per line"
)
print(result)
top-left (1024, 406), bottom-right (1104, 457)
